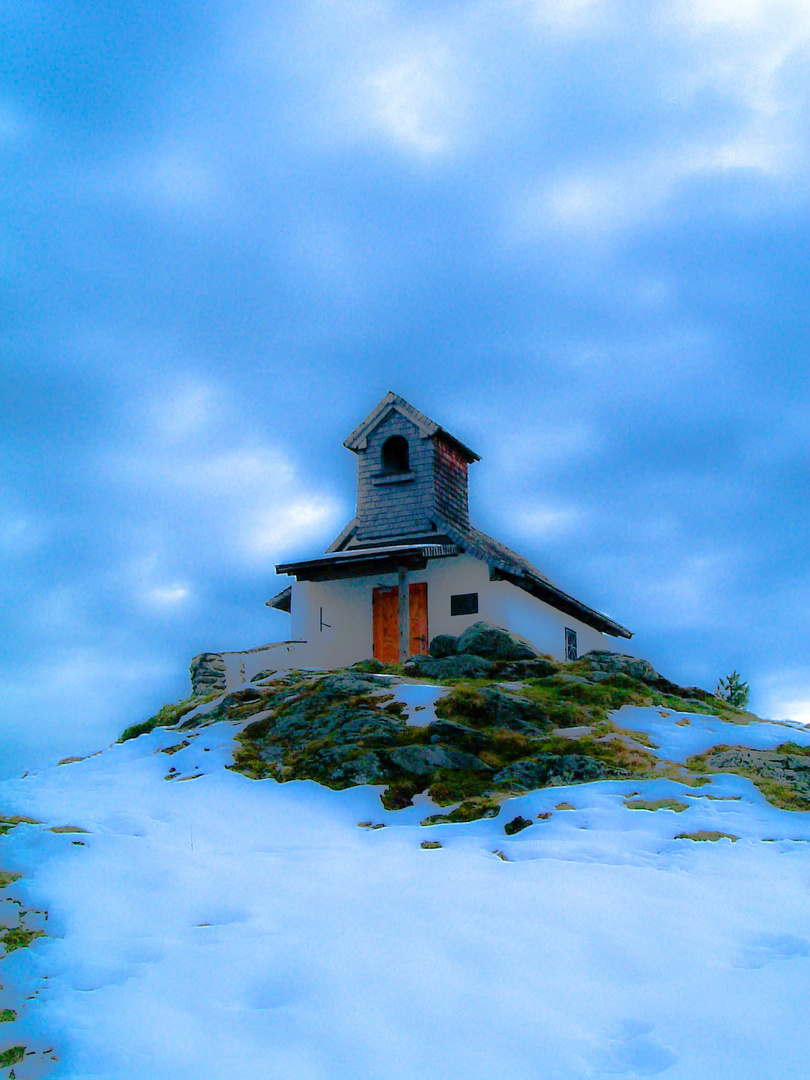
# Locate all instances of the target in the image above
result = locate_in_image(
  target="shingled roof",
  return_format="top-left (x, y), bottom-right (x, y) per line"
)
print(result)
top-left (322, 515), bottom-right (632, 639)
top-left (343, 391), bottom-right (480, 464)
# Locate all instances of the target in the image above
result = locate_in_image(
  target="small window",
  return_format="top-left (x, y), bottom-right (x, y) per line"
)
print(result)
top-left (451, 592), bottom-right (479, 616)
top-left (381, 435), bottom-right (409, 474)
top-left (565, 628), bottom-right (578, 661)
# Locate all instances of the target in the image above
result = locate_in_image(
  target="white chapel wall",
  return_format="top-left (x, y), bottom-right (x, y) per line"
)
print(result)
top-left (489, 579), bottom-right (621, 661)
top-left (279, 554), bottom-right (629, 672)
top-left (291, 576), bottom-right (375, 668)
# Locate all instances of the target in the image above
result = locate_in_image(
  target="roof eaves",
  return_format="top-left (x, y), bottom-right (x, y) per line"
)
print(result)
top-left (498, 568), bottom-right (633, 639)
top-left (343, 392), bottom-right (479, 461)
top-left (266, 585), bottom-right (292, 612)
top-left (325, 518), bottom-right (358, 553)
top-left (343, 392), bottom-right (437, 452)
top-left (432, 513), bottom-right (632, 639)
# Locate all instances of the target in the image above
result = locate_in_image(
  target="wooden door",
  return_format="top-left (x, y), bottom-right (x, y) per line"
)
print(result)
top-left (372, 587), bottom-right (399, 664)
top-left (373, 583), bottom-right (429, 662)
top-left (409, 582), bottom-right (428, 656)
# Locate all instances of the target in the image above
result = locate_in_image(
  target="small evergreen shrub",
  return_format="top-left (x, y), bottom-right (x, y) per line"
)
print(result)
top-left (716, 670), bottom-right (750, 709)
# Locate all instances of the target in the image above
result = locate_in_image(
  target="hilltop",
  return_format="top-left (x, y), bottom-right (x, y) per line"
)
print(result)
top-left (126, 624), bottom-right (810, 817)
top-left (2, 628), bottom-right (810, 1078)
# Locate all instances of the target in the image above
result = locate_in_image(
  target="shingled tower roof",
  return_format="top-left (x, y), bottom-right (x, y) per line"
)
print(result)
top-left (343, 391), bottom-right (480, 463)
top-left (272, 392), bottom-right (632, 640)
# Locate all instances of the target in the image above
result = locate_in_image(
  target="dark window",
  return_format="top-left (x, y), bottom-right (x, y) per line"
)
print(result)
top-left (451, 592), bottom-right (479, 616)
top-left (381, 435), bottom-right (409, 474)
top-left (565, 628), bottom-right (578, 661)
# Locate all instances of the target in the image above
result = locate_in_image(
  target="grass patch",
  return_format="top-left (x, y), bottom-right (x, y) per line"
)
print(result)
top-left (421, 797), bottom-right (500, 826)
top-left (0, 873), bottom-right (21, 890)
top-left (381, 777), bottom-right (423, 810)
top-left (0, 1047), bottom-right (24, 1069)
top-left (119, 695), bottom-right (215, 743)
top-left (0, 1010), bottom-right (16, 1023)
top-left (776, 741), bottom-right (810, 756)
top-left (0, 926), bottom-right (46, 953)
top-left (0, 818), bottom-right (39, 837)
top-left (428, 769), bottom-right (492, 806)
top-left (687, 745), bottom-right (810, 811)
top-left (675, 831), bottom-right (738, 842)
top-left (352, 660), bottom-right (404, 675)
top-left (624, 798), bottom-right (690, 812)
top-left (421, 841), bottom-right (442, 849)
top-left (49, 825), bottom-right (88, 834)
top-left (750, 777), bottom-right (810, 812)
top-left (433, 685), bottom-right (497, 728)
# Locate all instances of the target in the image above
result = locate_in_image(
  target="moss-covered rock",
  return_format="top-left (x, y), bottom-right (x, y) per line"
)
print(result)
top-left (404, 653), bottom-right (495, 680)
top-left (387, 745), bottom-right (491, 776)
top-left (421, 797), bottom-right (501, 825)
top-left (189, 652), bottom-right (227, 696)
top-left (504, 815), bottom-right (533, 835)
top-left (576, 651), bottom-right (659, 683)
top-left (429, 634), bottom-right (459, 658)
top-left (687, 745), bottom-right (810, 811)
top-left (127, 648), bottom-right (780, 812)
top-left (493, 755), bottom-right (605, 791)
top-left (456, 622), bottom-right (539, 661)
top-left (434, 685), bottom-right (552, 734)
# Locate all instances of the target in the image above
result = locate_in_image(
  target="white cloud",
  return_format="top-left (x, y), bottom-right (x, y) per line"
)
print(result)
top-left (109, 403), bottom-right (341, 573)
top-left (147, 584), bottom-right (192, 606)
top-left (640, 554), bottom-right (733, 630)
top-left (138, 146), bottom-right (220, 207)
top-left (775, 700), bottom-right (810, 724)
top-left (671, 0), bottom-right (810, 34)
top-left (0, 513), bottom-right (43, 558)
top-left (365, 40), bottom-right (464, 156)
top-left (92, 143), bottom-right (223, 213)
top-left (242, 498), bottom-right (341, 560)
top-left (757, 666), bottom-right (810, 723)
top-left (491, 421), bottom-right (600, 476)
top-left (512, 504), bottom-right (585, 539)
top-left (517, 134), bottom-right (787, 242)
top-left (518, 0), bottom-right (609, 34)
top-left (148, 381), bottom-right (219, 442)
top-left (503, 0), bottom-right (810, 245)
top-left (231, 1), bottom-right (472, 159)
top-left (0, 100), bottom-right (28, 146)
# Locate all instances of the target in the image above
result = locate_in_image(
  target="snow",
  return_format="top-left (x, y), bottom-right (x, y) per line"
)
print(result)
top-left (615, 704), bottom-right (810, 762)
top-left (1, 707), bottom-right (810, 1078)
top-left (391, 682), bottom-right (448, 727)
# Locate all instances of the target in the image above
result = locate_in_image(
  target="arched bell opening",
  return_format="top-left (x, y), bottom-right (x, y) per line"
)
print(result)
top-left (381, 435), bottom-right (410, 474)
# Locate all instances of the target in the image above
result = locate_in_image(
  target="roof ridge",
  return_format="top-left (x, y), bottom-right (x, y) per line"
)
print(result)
top-left (343, 392), bottom-right (479, 462)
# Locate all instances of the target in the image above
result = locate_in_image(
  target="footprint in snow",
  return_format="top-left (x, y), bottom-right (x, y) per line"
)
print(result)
top-left (735, 932), bottom-right (810, 969)
top-left (599, 1020), bottom-right (677, 1076)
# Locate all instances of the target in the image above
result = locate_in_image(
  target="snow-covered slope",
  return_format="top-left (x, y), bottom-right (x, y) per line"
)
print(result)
top-left (2, 703), bottom-right (810, 1079)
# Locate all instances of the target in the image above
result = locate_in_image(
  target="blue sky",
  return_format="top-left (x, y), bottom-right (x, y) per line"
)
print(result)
top-left (2, 0), bottom-right (810, 777)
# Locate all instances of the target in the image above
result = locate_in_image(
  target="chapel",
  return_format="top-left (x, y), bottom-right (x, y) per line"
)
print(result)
top-left (266, 392), bottom-right (632, 669)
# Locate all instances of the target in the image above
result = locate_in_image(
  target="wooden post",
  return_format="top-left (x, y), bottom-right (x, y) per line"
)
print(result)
top-left (397, 564), bottom-right (410, 663)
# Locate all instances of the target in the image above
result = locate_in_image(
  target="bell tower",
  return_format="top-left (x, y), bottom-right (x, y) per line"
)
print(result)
top-left (343, 392), bottom-right (479, 544)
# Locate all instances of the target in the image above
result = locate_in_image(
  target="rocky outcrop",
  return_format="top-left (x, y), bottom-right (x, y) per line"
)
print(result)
top-left (429, 634), bottom-right (461, 659)
top-left (404, 653), bottom-right (495, 679)
top-left (578, 651), bottom-right (659, 683)
top-left (426, 622), bottom-right (540, 663)
top-left (189, 653), bottom-right (227, 696)
top-left (387, 745), bottom-right (491, 775)
top-left (131, 644), bottom-right (758, 811)
top-left (456, 622), bottom-right (540, 661)
top-left (493, 755), bottom-right (605, 791)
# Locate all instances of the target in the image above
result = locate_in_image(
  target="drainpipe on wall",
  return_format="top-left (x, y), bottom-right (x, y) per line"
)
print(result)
top-left (397, 563), bottom-right (410, 663)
